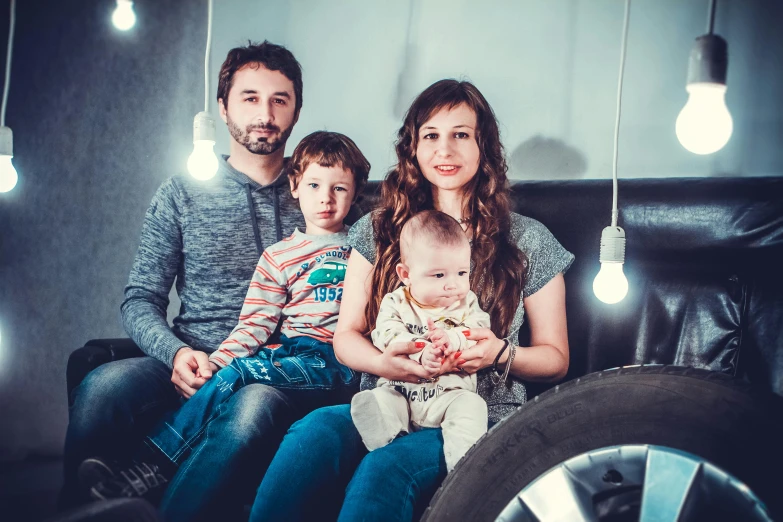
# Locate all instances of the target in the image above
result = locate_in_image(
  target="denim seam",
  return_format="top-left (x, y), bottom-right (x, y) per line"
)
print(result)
top-left (168, 400), bottom-right (226, 464)
top-left (279, 356), bottom-right (313, 385)
top-left (161, 422), bottom-right (194, 464)
top-left (400, 464), bottom-right (441, 522)
top-left (163, 401), bottom-right (218, 498)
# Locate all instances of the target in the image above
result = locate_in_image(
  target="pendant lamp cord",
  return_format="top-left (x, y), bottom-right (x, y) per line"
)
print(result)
top-left (204, 0), bottom-right (213, 113)
top-left (1, 0), bottom-right (16, 127)
top-left (611, 0), bottom-right (631, 227)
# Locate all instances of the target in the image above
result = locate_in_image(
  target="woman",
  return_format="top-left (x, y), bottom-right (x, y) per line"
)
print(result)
top-left (249, 79), bottom-right (574, 522)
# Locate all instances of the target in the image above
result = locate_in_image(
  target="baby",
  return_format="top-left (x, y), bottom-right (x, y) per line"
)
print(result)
top-left (351, 210), bottom-right (490, 471)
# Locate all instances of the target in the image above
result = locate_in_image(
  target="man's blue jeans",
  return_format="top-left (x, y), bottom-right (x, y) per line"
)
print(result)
top-left (249, 404), bottom-right (449, 522)
top-left (146, 335), bottom-right (357, 466)
top-left (63, 355), bottom-right (349, 522)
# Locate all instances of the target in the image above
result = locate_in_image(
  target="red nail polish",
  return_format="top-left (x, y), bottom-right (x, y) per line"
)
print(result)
top-left (454, 351), bottom-right (462, 359)
top-left (415, 341), bottom-right (425, 348)
top-left (458, 359), bottom-right (467, 365)
top-left (462, 330), bottom-right (470, 336)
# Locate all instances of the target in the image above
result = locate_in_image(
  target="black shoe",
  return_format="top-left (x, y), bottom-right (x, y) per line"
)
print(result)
top-left (80, 459), bottom-right (169, 503)
top-left (78, 457), bottom-right (117, 494)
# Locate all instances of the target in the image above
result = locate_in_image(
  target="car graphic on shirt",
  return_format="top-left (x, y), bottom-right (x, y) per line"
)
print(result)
top-left (307, 261), bottom-right (347, 285)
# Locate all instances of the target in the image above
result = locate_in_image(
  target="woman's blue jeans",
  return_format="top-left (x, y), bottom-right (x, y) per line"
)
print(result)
top-left (250, 404), bottom-right (448, 522)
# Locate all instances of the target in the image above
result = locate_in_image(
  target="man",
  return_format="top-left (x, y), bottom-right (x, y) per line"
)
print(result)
top-left (62, 41), bottom-right (307, 522)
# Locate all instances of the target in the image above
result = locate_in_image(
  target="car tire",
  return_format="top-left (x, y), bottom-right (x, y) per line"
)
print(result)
top-left (422, 366), bottom-right (783, 521)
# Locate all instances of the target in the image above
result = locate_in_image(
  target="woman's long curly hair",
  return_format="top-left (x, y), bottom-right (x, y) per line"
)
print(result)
top-left (367, 80), bottom-right (528, 338)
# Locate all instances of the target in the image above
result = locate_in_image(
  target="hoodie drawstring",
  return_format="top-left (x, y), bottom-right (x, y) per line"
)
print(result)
top-left (273, 185), bottom-right (282, 242)
top-left (246, 184), bottom-right (263, 257)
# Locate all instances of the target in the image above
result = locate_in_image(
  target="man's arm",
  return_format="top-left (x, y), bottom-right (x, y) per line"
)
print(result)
top-left (209, 250), bottom-right (286, 368)
top-left (120, 179), bottom-right (189, 367)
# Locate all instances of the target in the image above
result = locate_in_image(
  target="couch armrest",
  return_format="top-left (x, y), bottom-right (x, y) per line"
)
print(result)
top-left (84, 338), bottom-right (145, 360)
top-left (66, 339), bottom-right (144, 401)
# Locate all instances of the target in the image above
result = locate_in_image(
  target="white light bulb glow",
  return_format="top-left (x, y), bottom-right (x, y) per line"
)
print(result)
top-left (675, 83), bottom-right (733, 155)
top-left (0, 155), bottom-right (18, 193)
top-left (593, 262), bottom-right (629, 304)
top-left (187, 140), bottom-right (218, 181)
top-left (112, 0), bottom-right (136, 31)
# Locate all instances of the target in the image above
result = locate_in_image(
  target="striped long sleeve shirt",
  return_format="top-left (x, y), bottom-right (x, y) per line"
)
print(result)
top-left (209, 227), bottom-right (352, 368)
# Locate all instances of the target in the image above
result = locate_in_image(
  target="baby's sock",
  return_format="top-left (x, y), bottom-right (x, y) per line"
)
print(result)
top-left (351, 388), bottom-right (409, 451)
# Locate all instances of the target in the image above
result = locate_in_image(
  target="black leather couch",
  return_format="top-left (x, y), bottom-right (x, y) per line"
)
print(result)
top-left (68, 176), bottom-right (783, 400)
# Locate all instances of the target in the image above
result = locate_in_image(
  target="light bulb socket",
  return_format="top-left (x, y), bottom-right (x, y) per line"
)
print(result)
top-left (599, 226), bottom-right (626, 263)
top-left (193, 112), bottom-right (216, 142)
top-left (0, 126), bottom-right (13, 157)
top-left (686, 34), bottom-right (728, 86)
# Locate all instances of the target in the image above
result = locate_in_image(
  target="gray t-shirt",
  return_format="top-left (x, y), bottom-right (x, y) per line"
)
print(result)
top-left (347, 212), bottom-right (575, 423)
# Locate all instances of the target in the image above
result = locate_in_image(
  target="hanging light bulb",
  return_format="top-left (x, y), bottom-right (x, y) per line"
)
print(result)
top-left (675, 1), bottom-right (732, 155)
top-left (187, 0), bottom-right (217, 181)
top-left (593, 0), bottom-right (631, 305)
top-left (187, 111), bottom-right (218, 180)
top-left (593, 227), bottom-right (629, 304)
top-left (0, 126), bottom-right (17, 193)
top-left (112, 0), bottom-right (136, 31)
top-left (1, 2), bottom-right (18, 193)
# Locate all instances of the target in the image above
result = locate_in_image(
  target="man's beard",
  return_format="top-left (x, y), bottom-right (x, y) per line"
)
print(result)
top-left (227, 115), bottom-right (293, 155)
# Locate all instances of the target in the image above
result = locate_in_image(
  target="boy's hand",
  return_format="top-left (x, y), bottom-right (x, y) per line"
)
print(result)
top-left (420, 342), bottom-right (444, 373)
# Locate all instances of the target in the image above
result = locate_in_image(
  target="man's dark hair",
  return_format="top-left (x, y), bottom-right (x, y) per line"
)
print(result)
top-left (217, 40), bottom-right (303, 114)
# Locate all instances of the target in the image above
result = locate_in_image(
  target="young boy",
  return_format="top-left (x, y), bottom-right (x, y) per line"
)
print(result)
top-left (81, 131), bottom-right (369, 500)
top-left (350, 210), bottom-right (491, 471)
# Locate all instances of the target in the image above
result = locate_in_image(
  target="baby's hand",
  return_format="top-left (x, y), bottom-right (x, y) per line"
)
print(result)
top-left (427, 318), bottom-right (450, 353)
top-left (420, 342), bottom-right (444, 372)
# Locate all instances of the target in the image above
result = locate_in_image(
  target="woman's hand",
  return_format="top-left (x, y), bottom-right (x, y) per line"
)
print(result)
top-left (375, 341), bottom-right (438, 383)
top-left (458, 328), bottom-right (505, 374)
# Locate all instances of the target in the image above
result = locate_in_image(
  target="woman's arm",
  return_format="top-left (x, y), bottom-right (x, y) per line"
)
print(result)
top-left (333, 252), bottom-right (434, 382)
top-left (508, 272), bottom-right (569, 382)
top-left (458, 273), bottom-right (569, 382)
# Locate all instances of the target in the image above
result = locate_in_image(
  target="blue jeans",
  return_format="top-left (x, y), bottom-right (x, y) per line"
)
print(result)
top-left (249, 404), bottom-right (449, 522)
top-left (63, 356), bottom-right (348, 522)
top-left (147, 335), bottom-right (357, 466)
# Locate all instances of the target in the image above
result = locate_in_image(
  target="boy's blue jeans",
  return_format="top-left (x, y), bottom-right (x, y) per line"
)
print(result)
top-left (146, 335), bottom-right (357, 466)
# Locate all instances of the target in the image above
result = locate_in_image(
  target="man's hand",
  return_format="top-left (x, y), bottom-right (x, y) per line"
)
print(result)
top-left (171, 347), bottom-right (214, 399)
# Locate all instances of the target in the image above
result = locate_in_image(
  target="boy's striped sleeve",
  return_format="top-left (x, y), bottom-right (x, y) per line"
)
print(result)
top-left (209, 250), bottom-right (287, 367)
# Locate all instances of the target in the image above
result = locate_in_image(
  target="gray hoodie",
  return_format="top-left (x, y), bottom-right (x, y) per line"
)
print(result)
top-left (121, 155), bottom-right (304, 367)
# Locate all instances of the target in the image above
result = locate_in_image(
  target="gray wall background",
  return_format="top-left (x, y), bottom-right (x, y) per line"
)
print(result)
top-left (0, 0), bottom-right (781, 460)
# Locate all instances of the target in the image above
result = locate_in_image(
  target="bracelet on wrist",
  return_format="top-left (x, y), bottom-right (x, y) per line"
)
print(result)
top-left (499, 344), bottom-right (517, 384)
top-left (490, 339), bottom-right (510, 385)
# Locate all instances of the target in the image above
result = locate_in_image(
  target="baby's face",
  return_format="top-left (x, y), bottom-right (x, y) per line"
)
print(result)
top-left (402, 241), bottom-right (471, 307)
